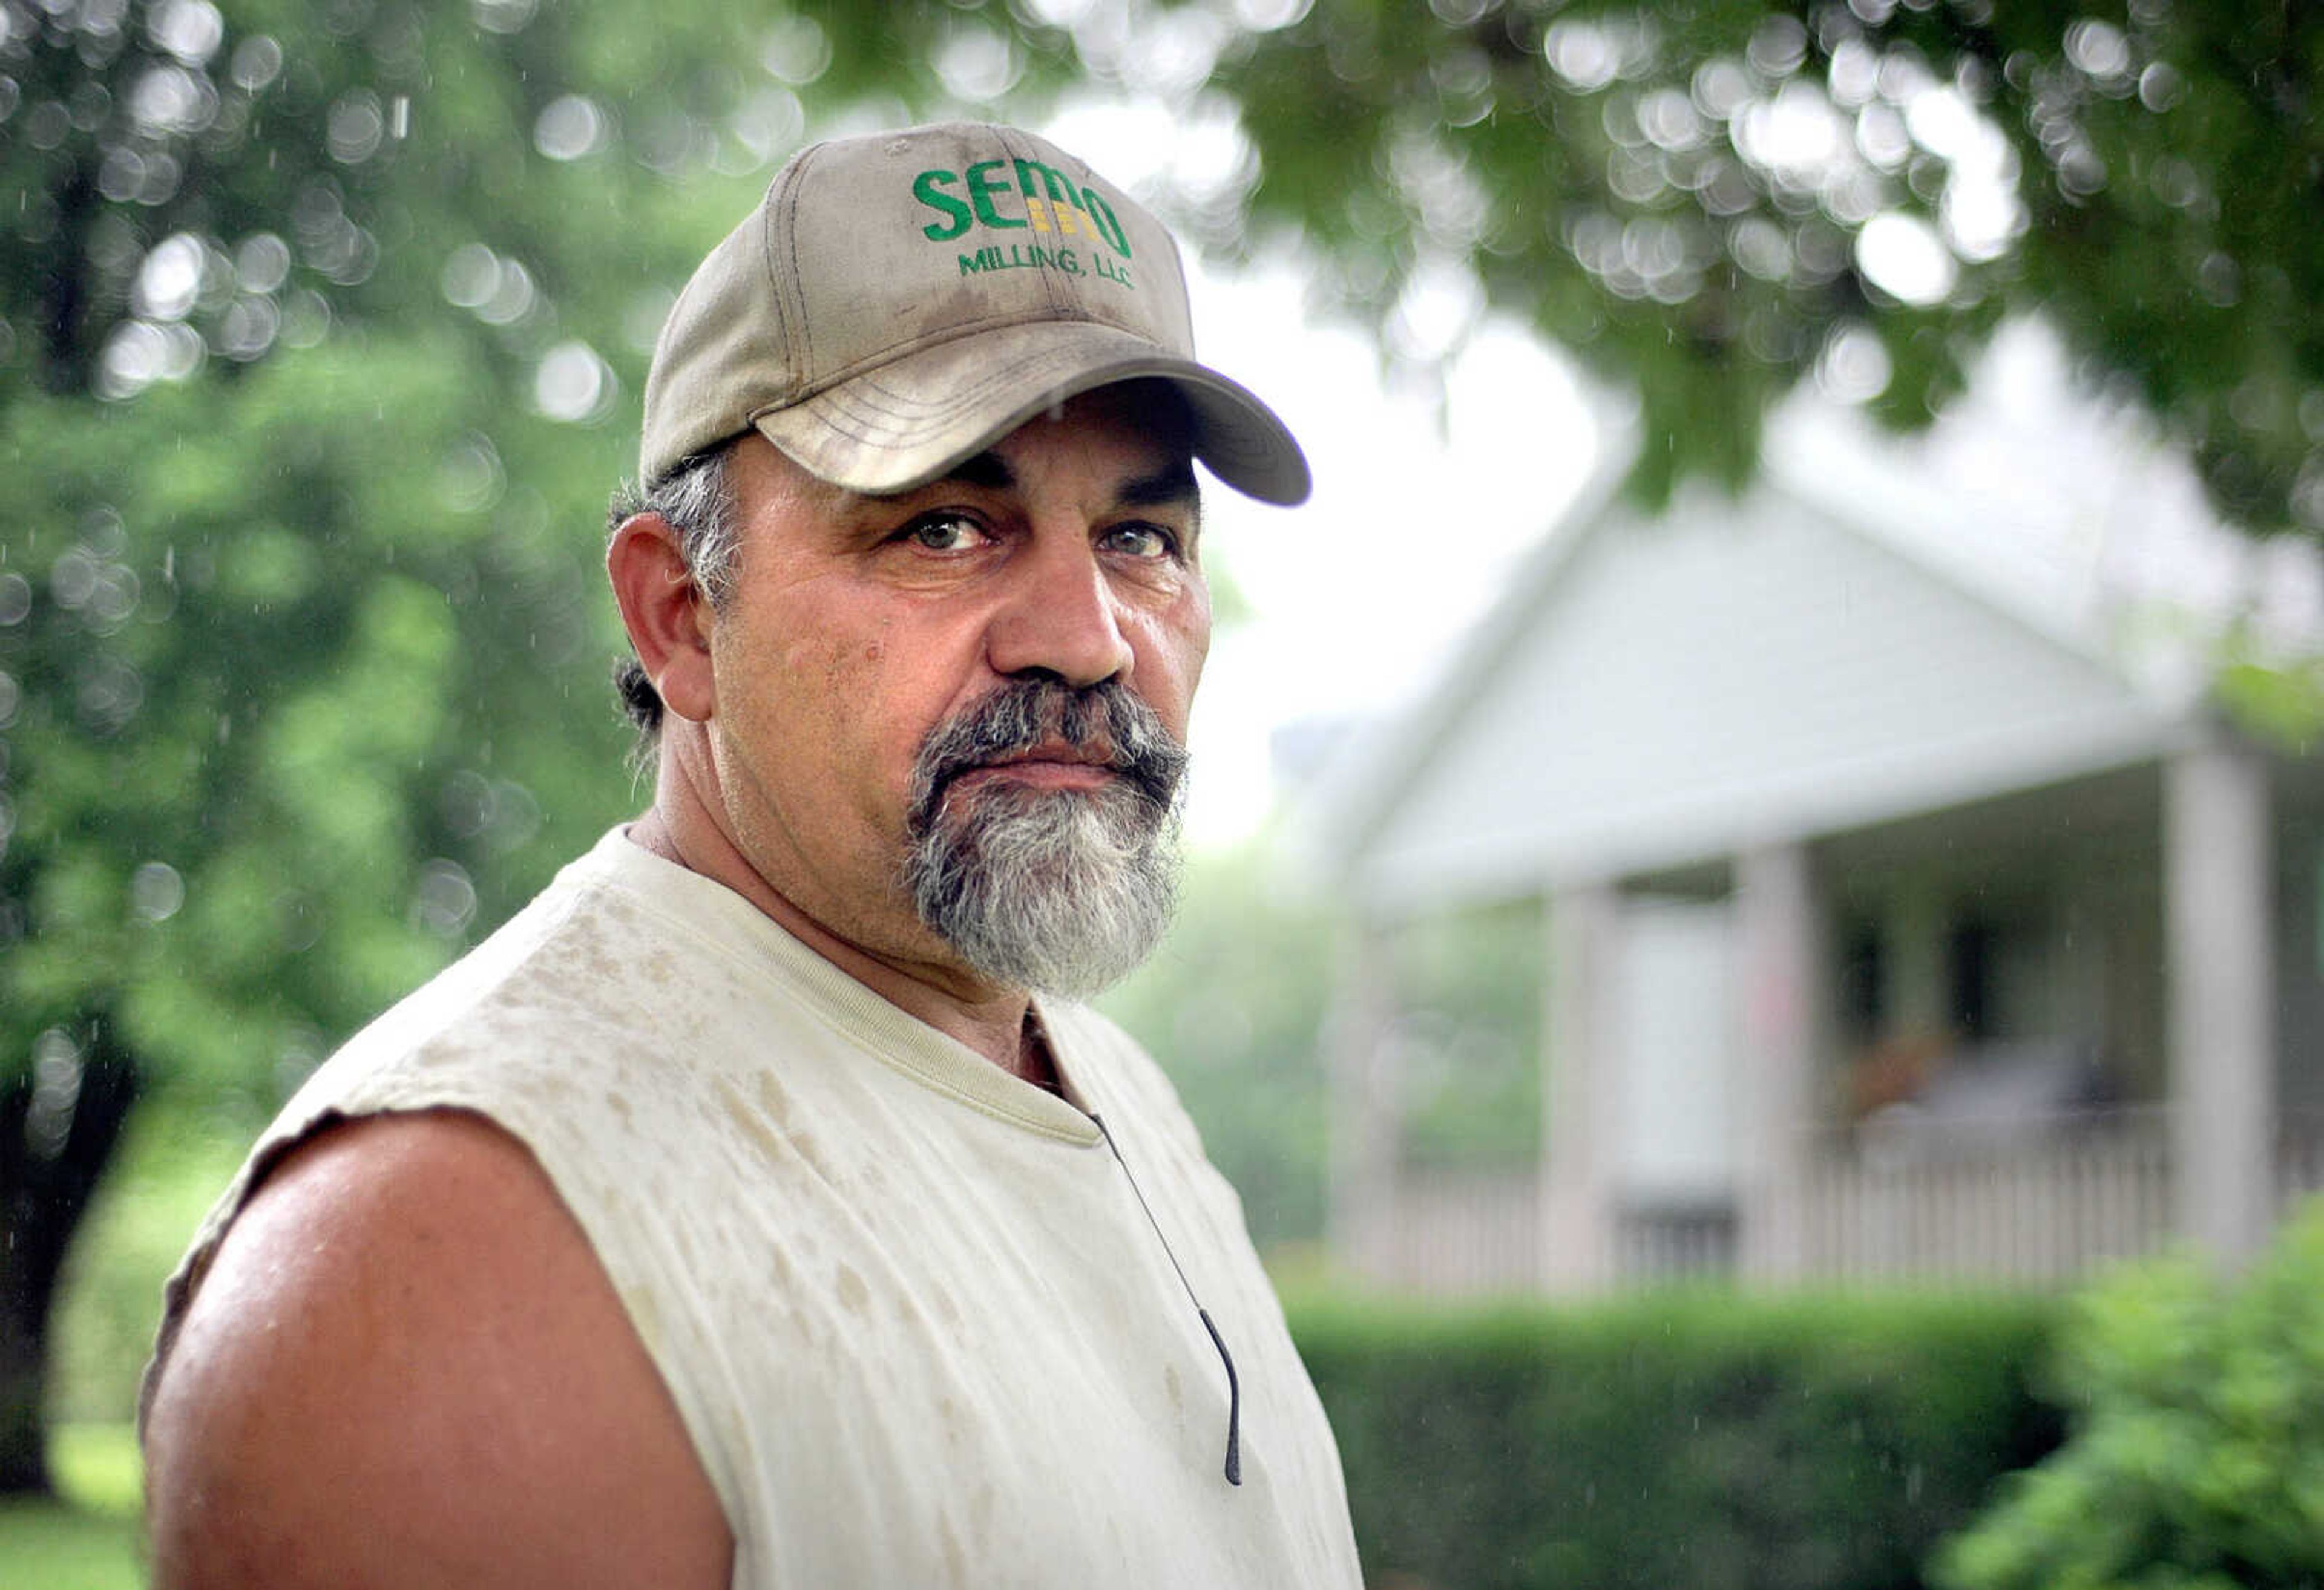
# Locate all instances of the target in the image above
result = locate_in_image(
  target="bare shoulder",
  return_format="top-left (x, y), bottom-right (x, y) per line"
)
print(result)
top-left (143, 1108), bottom-right (732, 1590)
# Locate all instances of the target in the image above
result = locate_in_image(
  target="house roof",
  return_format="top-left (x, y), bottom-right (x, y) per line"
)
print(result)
top-left (1302, 333), bottom-right (2284, 918)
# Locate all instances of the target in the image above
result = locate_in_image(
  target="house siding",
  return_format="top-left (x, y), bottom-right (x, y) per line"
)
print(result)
top-left (1356, 486), bottom-right (2179, 914)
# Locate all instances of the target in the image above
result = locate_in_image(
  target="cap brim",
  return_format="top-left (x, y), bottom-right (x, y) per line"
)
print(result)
top-left (751, 321), bottom-right (1311, 506)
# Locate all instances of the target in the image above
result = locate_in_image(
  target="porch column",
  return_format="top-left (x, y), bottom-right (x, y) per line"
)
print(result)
top-left (2164, 734), bottom-right (2276, 1267)
top-left (1325, 921), bottom-right (1402, 1284)
top-left (1734, 842), bottom-right (1820, 1283)
top-left (1541, 878), bottom-right (1617, 1294)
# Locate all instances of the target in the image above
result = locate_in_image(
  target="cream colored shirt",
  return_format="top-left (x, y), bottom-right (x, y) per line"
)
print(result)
top-left (149, 829), bottom-right (1362, 1588)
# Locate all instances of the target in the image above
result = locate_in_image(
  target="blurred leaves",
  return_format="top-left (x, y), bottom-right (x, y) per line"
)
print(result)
top-left (1209, 0), bottom-right (2322, 534)
top-left (0, 337), bottom-right (637, 1110)
top-left (8, 2), bottom-right (2318, 538)
top-left (2216, 654), bottom-right (2324, 756)
top-left (1937, 1200), bottom-right (2324, 1590)
top-left (0, 0), bottom-right (1083, 1111)
top-left (1105, 0), bottom-right (2305, 538)
top-left (1387, 897), bottom-right (1544, 1170)
top-left (1099, 856), bottom-right (1546, 1249)
top-left (0, 0), bottom-right (1085, 413)
top-left (1100, 843), bottom-right (1339, 1248)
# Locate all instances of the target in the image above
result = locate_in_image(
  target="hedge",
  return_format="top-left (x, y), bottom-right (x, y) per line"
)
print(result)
top-left (1287, 1287), bottom-right (2064, 1590)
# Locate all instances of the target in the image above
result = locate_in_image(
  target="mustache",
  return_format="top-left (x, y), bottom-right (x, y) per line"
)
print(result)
top-left (906, 676), bottom-right (1189, 835)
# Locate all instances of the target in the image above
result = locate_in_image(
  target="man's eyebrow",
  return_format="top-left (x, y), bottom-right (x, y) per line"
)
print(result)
top-left (922, 453), bottom-right (1199, 514)
top-left (936, 451), bottom-right (1016, 491)
top-left (1117, 458), bottom-right (1200, 512)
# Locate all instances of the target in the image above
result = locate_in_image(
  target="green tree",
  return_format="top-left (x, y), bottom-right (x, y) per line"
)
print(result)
top-left (0, 0), bottom-right (904, 1494)
top-left (18, 2), bottom-right (2319, 530)
top-left (1210, 0), bottom-right (2321, 534)
top-left (0, 339), bottom-right (640, 1489)
top-left (1097, 867), bottom-right (1548, 1254)
top-left (0, 0), bottom-right (1140, 1496)
top-left (1100, 842), bottom-right (1339, 1252)
top-left (1387, 898), bottom-right (1545, 1171)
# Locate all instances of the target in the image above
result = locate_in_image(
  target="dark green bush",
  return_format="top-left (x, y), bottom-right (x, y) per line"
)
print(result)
top-left (1288, 1288), bottom-right (2062, 1590)
top-left (1934, 1201), bottom-right (2324, 1590)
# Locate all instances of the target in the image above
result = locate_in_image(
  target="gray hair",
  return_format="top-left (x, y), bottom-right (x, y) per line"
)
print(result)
top-left (607, 445), bottom-right (740, 750)
top-left (901, 676), bottom-right (1188, 998)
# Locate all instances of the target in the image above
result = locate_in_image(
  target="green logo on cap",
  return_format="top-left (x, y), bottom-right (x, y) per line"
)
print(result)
top-left (913, 159), bottom-right (1134, 267)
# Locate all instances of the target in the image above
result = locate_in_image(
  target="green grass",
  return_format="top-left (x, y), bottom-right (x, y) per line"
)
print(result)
top-left (0, 1424), bottom-right (146, 1589)
top-left (53, 1423), bottom-right (143, 1520)
top-left (0, 1497), bottom-right (145, 1590)
top-left (26, 1106), bottom-right (237, 1589)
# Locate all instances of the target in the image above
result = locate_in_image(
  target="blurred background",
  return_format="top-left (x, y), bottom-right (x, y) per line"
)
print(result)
top-left (5, 1), bottom-right (2322, 1584)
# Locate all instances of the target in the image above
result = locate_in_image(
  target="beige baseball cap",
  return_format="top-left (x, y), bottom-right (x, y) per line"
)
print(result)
top-left (638, 121), bottom-right (1310, 505)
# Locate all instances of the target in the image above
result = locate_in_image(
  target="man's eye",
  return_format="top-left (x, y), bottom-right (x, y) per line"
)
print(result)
top-left (1100, 523), bottom-right (1177, 560)
top-left (901, 513), bottom-right (988, 552)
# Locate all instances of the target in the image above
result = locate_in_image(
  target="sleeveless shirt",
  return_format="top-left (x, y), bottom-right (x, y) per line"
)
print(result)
top-left (146, 828), bottom-right (1363, 1588)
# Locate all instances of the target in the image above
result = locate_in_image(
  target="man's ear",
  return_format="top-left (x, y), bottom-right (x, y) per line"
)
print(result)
top-left (606, 514), bottom-right (716, 723)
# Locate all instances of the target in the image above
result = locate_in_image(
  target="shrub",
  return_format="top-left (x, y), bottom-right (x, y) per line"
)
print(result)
top-left (1934, 1201), bottom-right (2324, 1590)
top-left (1288, 1287), bottom-right (2062, 1590)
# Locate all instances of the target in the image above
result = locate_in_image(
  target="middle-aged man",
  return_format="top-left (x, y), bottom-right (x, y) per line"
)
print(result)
top-left (139, 122), bottom-right (1365, 1586)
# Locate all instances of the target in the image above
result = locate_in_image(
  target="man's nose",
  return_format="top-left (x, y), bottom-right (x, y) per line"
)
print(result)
top-left (984, 528), bottom-right (1135, 689)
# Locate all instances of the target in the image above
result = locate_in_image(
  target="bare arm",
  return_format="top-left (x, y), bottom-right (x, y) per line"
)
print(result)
top-left (142, 1110), bottom-right (733, 1589)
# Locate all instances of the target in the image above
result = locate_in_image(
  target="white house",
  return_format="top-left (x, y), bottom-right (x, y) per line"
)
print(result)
top-left (1305, 341), bottom-right (2324, 1295)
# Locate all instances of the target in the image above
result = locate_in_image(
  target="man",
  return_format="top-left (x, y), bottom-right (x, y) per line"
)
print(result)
top-left (139, 122), bottom-right (1363, 1586)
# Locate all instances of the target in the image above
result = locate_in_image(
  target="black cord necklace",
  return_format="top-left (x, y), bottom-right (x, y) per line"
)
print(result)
top-left (1089, 1111), bottom-right (1243, 1488)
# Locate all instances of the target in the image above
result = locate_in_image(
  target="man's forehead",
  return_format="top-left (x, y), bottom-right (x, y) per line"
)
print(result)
top-left (727, 387), bottom-right (1200, 525)
top-left (942, 410), bottom-right (1200, 501)
top-left (850, 381), bottom-right (1200, 502)
top-left (994, 378), bottom-right (1198, 459)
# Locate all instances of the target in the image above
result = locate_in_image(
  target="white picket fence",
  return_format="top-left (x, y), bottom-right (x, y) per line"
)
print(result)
top-left (1794, 1122), bottom-right (2173, 1287)
top-left (1359, 1117), bottom-right (2324, 1297)
top-left (1370, 1169), bottom-right (1544, 1297)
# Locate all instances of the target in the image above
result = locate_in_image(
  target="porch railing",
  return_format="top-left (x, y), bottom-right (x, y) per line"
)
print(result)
top-left (1371, 1168), bottom-right (1541, 1297)
top-left (1795, 1118), bottom-right (2171, 1287)
top-left (1350, 1116), bottom-right (2324, 1296)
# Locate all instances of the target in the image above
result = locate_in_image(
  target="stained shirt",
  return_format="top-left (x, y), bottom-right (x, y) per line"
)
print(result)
top-left (148, 828), bottom-right (1364, 1589)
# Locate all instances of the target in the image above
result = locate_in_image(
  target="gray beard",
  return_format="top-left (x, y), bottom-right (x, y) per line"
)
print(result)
top-left (901, 679), bottom-right (1186, 1000)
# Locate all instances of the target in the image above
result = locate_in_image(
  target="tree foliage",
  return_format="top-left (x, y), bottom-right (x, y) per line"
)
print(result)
top-left (4, 340), bottom-right (635, 1111)
top-left (0, 332), bottom-right (648, 1484)
top-left (1206, 0), bottom-right (2322, 532)
top-left (11, 2), bottom-right (2318, 529)
top-left (1382, 897), bottom-right (1545, 1170)
top-left (1100, 844), bottom-right (1339, 1251)
top-left (0, 0), bottom-right (933, 1490)
top-left (0, 0), bottom-right (1105, 1487)
top-left (1935, 1201), bottom-right (2324, 1590)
